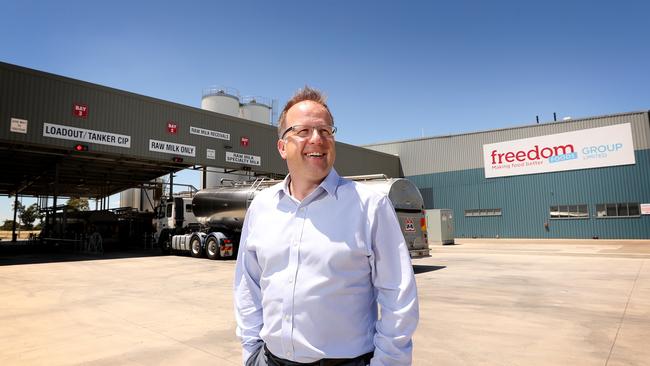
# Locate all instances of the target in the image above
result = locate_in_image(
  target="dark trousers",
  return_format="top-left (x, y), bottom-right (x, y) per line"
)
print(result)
top-left (246, 344), bottom-right (373, 366)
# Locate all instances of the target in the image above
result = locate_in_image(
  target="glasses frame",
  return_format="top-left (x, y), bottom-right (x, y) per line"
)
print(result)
top-left (280, 124), bottom-right (337, 140)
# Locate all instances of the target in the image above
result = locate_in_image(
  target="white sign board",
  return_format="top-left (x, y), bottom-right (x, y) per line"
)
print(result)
top-left (206, 148), bottom-right (216, 160)
top-left (226, 151), bottom-right (261, 166)
top-left (149, 139), bottom-right (196, 157)
top-left (10, 118), bottom-right (28, 134)
top-left (641, 204), bottom-right (650, 215)
top-left (43, 123), bottom-right (131, 148)
top-left (483, 123), bottom-right (635, 178)
top-left (190, 126), bottom-right (230, 141)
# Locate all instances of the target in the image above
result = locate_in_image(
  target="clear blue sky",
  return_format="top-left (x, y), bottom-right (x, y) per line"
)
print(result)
top-left (1, 0), bottom-right (649, 223)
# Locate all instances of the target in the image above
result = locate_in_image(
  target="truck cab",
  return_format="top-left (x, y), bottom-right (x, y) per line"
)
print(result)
top-left (154, 196), bottom-right (200, 253)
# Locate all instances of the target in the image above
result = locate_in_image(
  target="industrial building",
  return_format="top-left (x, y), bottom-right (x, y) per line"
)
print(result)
top-left (0, 61), bottom-right (398, 245)
top-left (2, 60), bottom-right (649, 241)
top-left (0, 61), bottom-right (399, 201)
top-left (366, 111), bottom-right (650, 239)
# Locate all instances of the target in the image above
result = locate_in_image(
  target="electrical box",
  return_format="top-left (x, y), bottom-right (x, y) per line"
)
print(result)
top-left (425, 209), bottom-right (455, 245)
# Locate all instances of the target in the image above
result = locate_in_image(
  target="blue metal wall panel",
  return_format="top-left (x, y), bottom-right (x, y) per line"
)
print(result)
top-left (409, 149), bottom-right (650, 239)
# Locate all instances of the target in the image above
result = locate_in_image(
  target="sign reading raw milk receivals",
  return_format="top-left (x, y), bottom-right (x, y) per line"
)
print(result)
top-left (225, 151), bottom-right (261, 166)
top-left (483, 123), bottom-right (635, 178)
top-left (189, 126), bottom-right (230, 141)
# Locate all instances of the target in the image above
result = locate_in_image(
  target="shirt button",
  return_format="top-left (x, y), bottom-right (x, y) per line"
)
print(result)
top-left (286, 352), bottom-right (292, 357)
top-left (288, 277), bottom-right (293, 283)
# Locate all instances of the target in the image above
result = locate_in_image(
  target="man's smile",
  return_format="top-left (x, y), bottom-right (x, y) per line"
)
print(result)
top-left (305, 152), bottom-right (326, 159)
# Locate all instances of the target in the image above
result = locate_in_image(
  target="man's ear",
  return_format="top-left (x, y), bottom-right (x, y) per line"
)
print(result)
top-left (277, 139), bottom-right (287, 160)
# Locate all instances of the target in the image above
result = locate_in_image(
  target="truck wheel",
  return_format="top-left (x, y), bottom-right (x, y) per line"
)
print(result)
top-left (206, 237), bottom-right (219, 260)
top-left (190, 235), bottom-right (203, 258)
top-left (160, 231), bottom-right (171, 255)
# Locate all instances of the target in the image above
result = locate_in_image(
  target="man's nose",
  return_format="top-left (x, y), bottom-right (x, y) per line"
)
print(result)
top-left (307, 128), bottom-right (324, 143)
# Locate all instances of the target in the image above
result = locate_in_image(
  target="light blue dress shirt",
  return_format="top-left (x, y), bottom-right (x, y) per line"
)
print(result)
top-left (234, 169), bottom-right (419, 365)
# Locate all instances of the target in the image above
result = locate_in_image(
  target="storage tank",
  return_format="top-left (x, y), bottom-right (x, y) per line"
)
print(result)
top-left (201, 86), bottom-right (241, 189)
top-left (201, 86), bottom-right (240, 116)
top-left (350, 175), bottom-right (426, 212)
top-left (203, 170), bottom-right (252, 189)
top-left (119, 187), bottom-right (157, 212)
top-left (193, 179), bottom-right (277, 229)
top-left (240, 96), bottom-right (272, 124)
top-left (120, 188), bottom-right (137, 209)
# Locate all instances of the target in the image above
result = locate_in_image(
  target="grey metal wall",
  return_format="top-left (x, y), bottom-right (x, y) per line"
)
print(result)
top-left (365, 111), bottom-right (650, 239)
top-left (0, 62), bottom-right (399, 178)
top-left (366, 111), bottom-right (650, 176)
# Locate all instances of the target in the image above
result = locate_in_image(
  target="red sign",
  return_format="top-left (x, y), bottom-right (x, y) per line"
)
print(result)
top-left (240, 136), bottom-right (250, 147)
top-left (167, 122), bottom-right (178, 134)
top-left (73, 104), bottom-right (88, 118)
top-left (404, 218), bottom-right (415, 232)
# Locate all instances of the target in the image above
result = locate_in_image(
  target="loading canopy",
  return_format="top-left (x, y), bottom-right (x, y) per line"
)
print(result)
top-left (0, 61), bottom-right (400, 199)
top-left (0, 142), bottom-right (187, 198)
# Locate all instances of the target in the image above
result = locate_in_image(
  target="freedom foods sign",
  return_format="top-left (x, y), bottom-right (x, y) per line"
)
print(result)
top-left (482, 123), bottom-right (635, 178)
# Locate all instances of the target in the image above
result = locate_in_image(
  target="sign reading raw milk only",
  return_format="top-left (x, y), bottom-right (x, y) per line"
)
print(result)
top-left (483, 123), bottom-right (635, 178)
top-left (149, 139), bottom-right (196, 157)
top-left (225, 151), bottom-right (261, 166)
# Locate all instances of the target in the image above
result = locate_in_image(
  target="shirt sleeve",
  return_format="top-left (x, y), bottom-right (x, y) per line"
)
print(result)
top-left (369, 196), bottom-right (419, 366)
top-left (233, 207), bottom-right (264, 365)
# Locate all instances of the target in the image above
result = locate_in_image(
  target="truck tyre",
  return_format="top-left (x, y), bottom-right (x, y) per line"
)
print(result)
top-left (159, 230), bottom-right (171, 255)
top-left (206, 236), bottom-right (219, 260)
top-left (190, 235), bottom-right (203, 258)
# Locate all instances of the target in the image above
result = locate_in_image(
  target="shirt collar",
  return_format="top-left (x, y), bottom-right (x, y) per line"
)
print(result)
top-left (275, 168), bottom-right (341, 199)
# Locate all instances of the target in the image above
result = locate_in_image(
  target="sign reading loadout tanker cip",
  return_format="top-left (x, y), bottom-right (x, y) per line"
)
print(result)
top-left (482, 123), bottom-right (635, 178)
top-left (43, 123), bottom-right (131, 148)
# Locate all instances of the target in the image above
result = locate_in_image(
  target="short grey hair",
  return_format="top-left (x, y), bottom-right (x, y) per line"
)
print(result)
top-left (277, 86), bottom-right (334, 137)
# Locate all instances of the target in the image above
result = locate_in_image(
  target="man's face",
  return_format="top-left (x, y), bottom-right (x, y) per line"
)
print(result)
top-left (277, 100), bottom-right (336, 186)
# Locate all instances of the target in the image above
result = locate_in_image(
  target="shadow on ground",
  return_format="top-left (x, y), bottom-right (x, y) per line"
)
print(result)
top-left (0, 244), bottom-right (163, 266)
top-left (413, 265), bottom-right (446, 274)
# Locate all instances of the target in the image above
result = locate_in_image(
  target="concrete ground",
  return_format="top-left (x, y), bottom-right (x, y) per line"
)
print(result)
top-left (0, 241), bottom-right (649, 366)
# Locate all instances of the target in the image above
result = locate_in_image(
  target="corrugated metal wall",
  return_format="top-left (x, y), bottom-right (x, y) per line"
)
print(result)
top-left (367, 112), bottom-right (650, 176)
top-left (0, 62), bottom-right (400, 178)
top-left (365, 111), bottom-right (650, 239)
top-left (409, 149), bottom-right (650, 239)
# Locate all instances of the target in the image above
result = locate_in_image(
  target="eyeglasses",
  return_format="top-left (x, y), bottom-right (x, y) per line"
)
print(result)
top-left (280, 124), bottom-right (337, 140)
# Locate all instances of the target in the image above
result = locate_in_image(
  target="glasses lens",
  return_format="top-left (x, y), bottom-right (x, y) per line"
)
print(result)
top-left (295, 126), bottom-right (313, 138)
top-left (283, 125), bottom-right (336, 139)
top-left (318, 126), bottom-right (336, 137)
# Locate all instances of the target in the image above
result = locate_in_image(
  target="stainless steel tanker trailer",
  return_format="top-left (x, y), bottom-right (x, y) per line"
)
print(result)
top-left (155, 175), bottom-right (431, 259)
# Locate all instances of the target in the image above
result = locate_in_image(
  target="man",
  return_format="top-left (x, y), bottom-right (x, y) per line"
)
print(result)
top-left (234, 86), bottom-right (418, 366)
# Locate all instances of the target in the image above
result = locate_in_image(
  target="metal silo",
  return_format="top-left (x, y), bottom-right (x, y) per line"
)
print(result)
top-left (240, 96), bottom-right (272, 124)
top-left (119, 186), bottom-right (156, 212)
top-left (201, 86), bottom-right (241, 116)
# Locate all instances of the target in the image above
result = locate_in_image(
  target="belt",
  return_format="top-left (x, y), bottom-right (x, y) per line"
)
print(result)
top-left (264, 345), bottom-right (373, 366)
